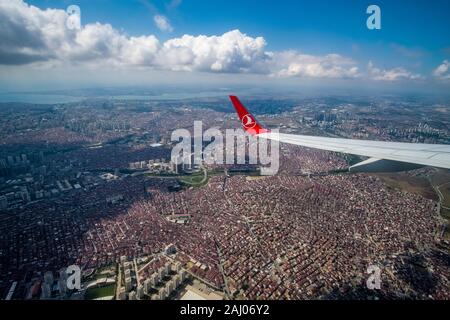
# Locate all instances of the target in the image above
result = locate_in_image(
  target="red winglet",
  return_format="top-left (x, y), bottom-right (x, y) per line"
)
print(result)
top-left (229, 95), bottom-right (269, 135)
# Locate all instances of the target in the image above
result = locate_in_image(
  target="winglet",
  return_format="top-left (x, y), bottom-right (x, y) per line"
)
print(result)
top-left (229, 95), bottom-right (269, 135)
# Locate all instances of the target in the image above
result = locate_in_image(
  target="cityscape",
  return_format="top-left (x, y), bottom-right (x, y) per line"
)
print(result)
top-left (0, 93), bottom-right (449, 300)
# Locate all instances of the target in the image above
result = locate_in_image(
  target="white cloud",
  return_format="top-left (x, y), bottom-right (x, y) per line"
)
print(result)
top-left (159, 30), bottom-right (269, 73)
top-left (0, 0), bottom-right (69, 64)
top-left (153, 15), bottom-right (173, 32)
top-left (0, 0), bottom-right (433, 84)
top-left (432, 60), bottom-right (450, 79)
top-left (0, 0), bottom-right (271, 73)
top-left (367, 61), bottom-right (422, 81)
top-left (274, 51), bottom-right (359, 78)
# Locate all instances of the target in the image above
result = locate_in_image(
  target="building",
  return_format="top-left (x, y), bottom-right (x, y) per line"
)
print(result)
top-left (41, 283), bottom-right (52, 299)
top-left (58, 268), bottom-right (68, 296)
top-left (44, 271), bottom-right (54, 285)
top-left (136, 286), bottom-right (144, 300)
top-left (35, 190), bottom-right (44, 199)
top-left (58, 278), bottom-right (67, 296)
top-left (118, 290), bottom-right (127, 300)
top-left (165, 281), bottom-right (174, 295)
top-left (173, 262), bottom-right (182, 273)
top-left (158, 267), bottom-right (165, 279)
top-left (21, 190), bottom-right (30, 203)
top-left (170, 160), bottom-right (183, 174)
top-left (180, 270), bottom-right (187, 282)
top-left (164, 262), bottom-right (171, 275)
top-left (38, 165), bottom-right (46, 175)
top-left (125, 277), bottom-right (132, 292)
top-left (150, 273), bottom-right (158, 287)
top-left (143, 279), bottom-right (152, 294)
top-left (0, 196), bottom-right (7, 210)
top-left (174, 275), bottom-right (181, 288)
top-left (123, 261), bottom-right (132, 271)
top-left (159, 288), bottom-right (166, 300)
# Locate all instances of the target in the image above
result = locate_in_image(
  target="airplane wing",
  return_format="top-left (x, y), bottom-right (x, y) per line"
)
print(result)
top-left (230, 95), bottom-right (450, 171)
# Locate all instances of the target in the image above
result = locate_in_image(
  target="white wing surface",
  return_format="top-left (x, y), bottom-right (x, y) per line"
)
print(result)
top-left (230, 95), bottom-right (450, 170)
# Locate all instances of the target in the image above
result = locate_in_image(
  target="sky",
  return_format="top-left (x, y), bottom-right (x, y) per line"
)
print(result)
top-left (0, 0), bottom-right (449, 94)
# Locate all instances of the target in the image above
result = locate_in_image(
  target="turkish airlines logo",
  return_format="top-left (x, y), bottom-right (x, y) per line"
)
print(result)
top-left (242, 114), bottom-right (256, 129)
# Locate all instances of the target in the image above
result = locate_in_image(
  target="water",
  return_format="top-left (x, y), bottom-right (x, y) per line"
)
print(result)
top-left (0, 93), bottom-right (85, 104)
top-left (106, 91), bottom-right (227, 100)
top-left (0, 91), bottom-right (227, 104)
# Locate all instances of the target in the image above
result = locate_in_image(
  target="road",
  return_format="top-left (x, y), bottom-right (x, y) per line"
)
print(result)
top-left (428, 173), bottom-right (448, 239)
top-left (215, 241), bottom-right (231, 299)
top-left (436, 181), bottom-right (450, 210)
top-left (115, 264), bottom-right (122, 300)
top-left (133, 258), bottom-right (140, 286)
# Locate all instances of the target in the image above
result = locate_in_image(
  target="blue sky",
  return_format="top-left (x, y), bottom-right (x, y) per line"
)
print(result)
top-left (28, 0), bottom-right (450, 65)
top-left (1, 0), bottom-right (449, 92)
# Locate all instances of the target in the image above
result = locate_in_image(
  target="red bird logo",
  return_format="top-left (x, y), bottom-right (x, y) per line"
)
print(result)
top-left (242, 114), bottom-right (256, 129)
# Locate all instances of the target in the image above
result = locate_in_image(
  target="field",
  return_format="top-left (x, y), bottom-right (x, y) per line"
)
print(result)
top-left (84, 284), bottom-right (116, 300)
top-left (375, 172), bottom-right (438, 201)
top-left (179, 169), bottom-right (209, 187)
top-left (429, 169), bottom-right (450, 208)
top-left (441, 208), bottom-right (450, 240)
top-left (376, 169), bottom-right (450, 240)
top-left (437, 184), bottom-right (450, 208)
top-left (180, 172), bottom-right (208, 187)
top-left (429, 169), bottom-right (450, 186)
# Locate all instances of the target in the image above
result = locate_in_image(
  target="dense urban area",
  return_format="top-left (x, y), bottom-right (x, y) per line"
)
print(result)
top-left (0, 92), bottom-right (449, 300)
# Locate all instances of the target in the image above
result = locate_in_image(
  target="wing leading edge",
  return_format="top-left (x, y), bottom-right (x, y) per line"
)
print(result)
top-left (229, 95), bottom-right (450, 170)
